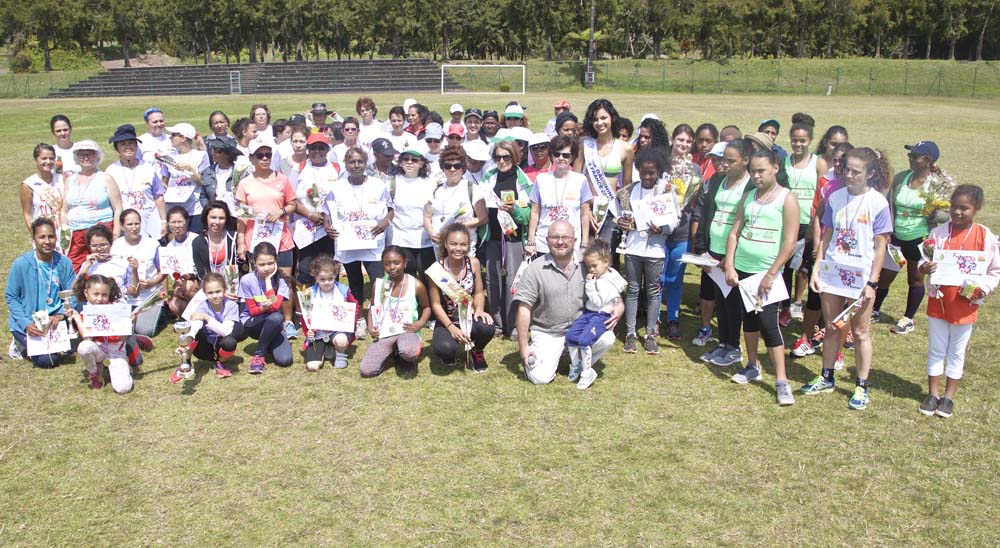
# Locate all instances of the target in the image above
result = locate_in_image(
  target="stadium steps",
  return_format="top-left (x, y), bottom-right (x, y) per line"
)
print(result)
top-left (49, 59), bottom-right (461, 98)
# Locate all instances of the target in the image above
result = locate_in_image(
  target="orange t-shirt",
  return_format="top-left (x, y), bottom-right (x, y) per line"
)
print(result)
top-left (235, 173), bottom-right (297, 252)
top-left (926, 223), bottom-right (986, 325)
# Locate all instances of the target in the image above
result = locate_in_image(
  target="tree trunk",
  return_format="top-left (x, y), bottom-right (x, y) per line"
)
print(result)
top-left (123, 36), bottom-right (131, 68)
top-left (875, 33), bottom-right (881, 58)
top-left (826, 24), bottom-right (834, 58)
top-left (925, 29), bottom-right (932, 59)
top-left (249, 41), bottom-right (257, 63)
top-left (651, 31), bottom-right (663, 58)
top-left (204, 35), bottom-right (211, 64)
top-left (545, 33), bottom-right (553, 61)
top-left (42, 33), bottom-right (52, 72)
top-left (977, 1), bottom-right (995, 61)
top-left (296, 39), bottom-right (303, 61)
top-left (727, 35), bottom-right (733, 58)
top-left (798, 25), bottom-right (805, 57)
top-left (903, 36), bottom-right (910, 59)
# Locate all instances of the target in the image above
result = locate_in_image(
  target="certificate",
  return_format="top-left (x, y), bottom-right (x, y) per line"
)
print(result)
top-left (337, 221), bottom-right (378, 251)
top-left (163, 180), bottom-right (195, 203)
top-left (817, 258), bottom-right (867, 299)
top-left (81, 303), bottom-right (133, 337)
top-left (882, 243), bottom-right (904, 273)
top-left (707, 265), bottom-right (733, 298)
top-left (930, 249), bottom-right (988, 287)
top-left (27, 321), bottom-right (72, 357)
top-left (249, 220), bottom-right (283, 250)
top-left (310, 301), bottom-right (357, 333)
top-left (181, 290), bottom-right (208, 321)
top-left (158, 246), bottom-right (195, 276)
top-left (738, 272), bottom-right (789, 313)
top-left (293, 218), bottom-right (326, 250)
top-left (635, 192), bottom-right (679, 229)
top-left (679, 253), bottom-right (720, 268)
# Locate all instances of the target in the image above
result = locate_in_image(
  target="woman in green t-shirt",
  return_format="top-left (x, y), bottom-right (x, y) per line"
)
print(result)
top-left (872, 140), bottom-right (940, 335)
top-left (723, 149), bottom-right (800, 406)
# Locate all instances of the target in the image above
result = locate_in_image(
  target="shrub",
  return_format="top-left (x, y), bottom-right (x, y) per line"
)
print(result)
top-left (9, 52), bottom-right (33, 73)
top-left (499, 83), bottom-right (511, 92)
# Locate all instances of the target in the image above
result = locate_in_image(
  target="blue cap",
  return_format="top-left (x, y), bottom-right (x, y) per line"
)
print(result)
top-left (904, 141), bottom-right (940, 162)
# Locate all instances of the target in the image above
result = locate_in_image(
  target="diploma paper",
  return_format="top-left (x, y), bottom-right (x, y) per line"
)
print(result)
top-left (707, 265), bottom-right (733, 298)
top-left (930, 249), bottom-right (988, 287)
top-left (158, 246), bottom-right (195, 276)
top-left (738, 273), bottom-right (789, 313)
top-left (249, 220), bottom-right (283, 250)
top-left (27, 321), bottom-right (71, 356)
top-left (310, 301), bottom-right (357, 333)
top-left (293, 218), bottom-right (326, 250)
top-left (337, 221), bottom-right (378, 251)
top-left (634, 192), bottom-right (679, 229)
top-left (817, 259), bottom-right (867, 299)
top-left (163, 181), bottom-right (196, 203)
top-left (81, 303), bottom-right (133, 337)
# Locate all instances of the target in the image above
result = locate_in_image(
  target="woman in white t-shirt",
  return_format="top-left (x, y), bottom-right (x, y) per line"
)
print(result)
top-left (423, 145), bottom-right (487, 259)
top-left (250, 104), bottom-right (272, 143)
top-left (164, 123), bottom-right (210, 233)
top-left (158, 206), bottom-right (197, 276)
top-left (106, 124), bottom-right (168, 239)
top-left (49, 114), bottom-right (78, 177)
top-left (356, 97), bottom-right (381, 153)
top-left (526, 134), bottom-right (593, 257)
top-left (20, 144), bottom-right (63, 239)
top-left (388, 142), bottom-right (437, 275)
top-left (112, 209), bottom-right (165, 336)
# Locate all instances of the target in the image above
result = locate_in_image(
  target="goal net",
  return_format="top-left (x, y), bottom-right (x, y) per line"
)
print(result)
top-left (441, 64), bottom-right (526, 95)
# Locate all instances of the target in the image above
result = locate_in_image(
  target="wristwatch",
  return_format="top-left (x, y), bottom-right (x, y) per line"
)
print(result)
top-left (866, 280), bottom-right (878, 289)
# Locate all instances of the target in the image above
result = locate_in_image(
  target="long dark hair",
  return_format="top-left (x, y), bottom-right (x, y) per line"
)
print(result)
top-left (582, 99), bottom-right (622, 139)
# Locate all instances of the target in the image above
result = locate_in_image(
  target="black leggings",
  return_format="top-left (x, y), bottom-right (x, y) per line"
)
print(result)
top-left (699, 269), bottom-right (715, 301)
top-left (305, 337), bottom-right (345, 362)
top-left (712, 250), bottom-right (743, 348)
top-left (343, 260), bottom-right (385, 306)
top-left (432, 318), bottom-right (495, 362)
top-left (739, 270), bottom-right (785, 348)
top-left (192, 323), bottom-right (246, 362)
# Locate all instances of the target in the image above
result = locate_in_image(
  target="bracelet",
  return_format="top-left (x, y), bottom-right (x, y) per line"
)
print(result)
top-left (445, 322), bottom-right (454, 329)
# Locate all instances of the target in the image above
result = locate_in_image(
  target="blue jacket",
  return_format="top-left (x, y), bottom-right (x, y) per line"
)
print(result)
top-left (6, 251), bottom-right (76, 335)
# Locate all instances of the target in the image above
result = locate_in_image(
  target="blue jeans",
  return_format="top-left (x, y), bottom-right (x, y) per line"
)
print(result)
top-left (660, 240), bottom-right (688, 322)
top-left (243, 311), bottom-right (293, 366)
top-left (11, 330), bottom-right (62, 368)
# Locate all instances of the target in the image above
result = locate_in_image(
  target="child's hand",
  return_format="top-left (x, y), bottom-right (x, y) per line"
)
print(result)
top-left (306, 329), bottom-right (315, 341)
top-left (403, 322), bottom-right (420, 333)
top-left (128, 257), bottom-right (139, 269)
top-left (368, 325), bottom-right (380, 339)
top-left (919, 261), bottom-right (938, 275)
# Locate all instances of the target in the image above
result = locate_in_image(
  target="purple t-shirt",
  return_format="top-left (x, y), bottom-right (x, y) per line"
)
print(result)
top-left (237, 271), bottom-right (290, 322)
top-left (195, 298), bottom-right (239, 343)
top-left (822, 187), bottom-right (892, 267)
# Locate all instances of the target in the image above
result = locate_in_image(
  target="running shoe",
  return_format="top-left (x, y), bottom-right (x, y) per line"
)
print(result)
top-left (789, 302), bottom-right (804, 321)
top-left (918, 395), bottom-right (939, 416)
top-left (89, 372), bottom-right (104, 390)
top-left (791, 336), bottom-right (815, 357)
top-left (700, 344), bottom-right (727, 363)
top-left (623, 333), bottom-right (638, 353)
top-left (470, 349), bottom-right (488, 373)
top-left (843, 328), bottom-right (855, 350)
top-left (577, 367), bottom-right (597, 390)
top-left (848, 386), bottom-right (869, 410)
top-left (834, 351), bottom-right (845, 371)
top-left (644, 334), bottom-right (660, 355)
top-left (8, 339), bottom-right (23, 360)
top-left (776, 381), bottom-right (796, 406)
top-left (800, 375), bottom-right (834, 395)
top-left (355, 318), bottom-right (368, 340)
top-left (778, 307), bottom-right (792, 327)
top-left (249, 355), bottom-right (266, 374)
top-left (731, 363), bottom-right (762, 384)
top-left (283, 321), bottom-right (298, 340)
top-left (870, 310), bottom-right (881, 324)
top-left (935, 397), bottom-right (954, 418)
top-left (334, 352), bottom-right (349, 369)
top-left (890, 317), bottom-right (914, 335)
top-left (810, 327), bottom-right (826, 350)
top-left (214, 361), bottom-right (232, 378)
top-left (692, 327), bottom-right (715, 347)
top-left (710, 346), bottom-right (743, 367)
top-left (666, 320), bottom-right (682, 341)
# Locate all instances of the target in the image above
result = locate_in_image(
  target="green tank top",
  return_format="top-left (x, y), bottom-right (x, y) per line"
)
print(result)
top-left (709, 176), bottom-right (748, 255)
top-left (734, 187), bottom-right (789, 273)
top-left (894, 172), bottom-right (929, 241)
top-left (785, 154), bottom-right (817, 225)
top-left (601, 138), bottom-right (623, 176)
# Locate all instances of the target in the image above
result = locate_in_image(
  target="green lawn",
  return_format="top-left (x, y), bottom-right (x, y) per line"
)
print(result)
top-left (1, 93), bottom-right (998, 547)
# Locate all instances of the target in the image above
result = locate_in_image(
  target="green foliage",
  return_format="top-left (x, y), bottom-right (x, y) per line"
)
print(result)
top-left (9, 51), bottom-right (31, 72)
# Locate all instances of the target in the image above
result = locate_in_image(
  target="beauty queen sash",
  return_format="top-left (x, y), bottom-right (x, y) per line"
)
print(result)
top-left (583, 138), bottom-right (620, 225)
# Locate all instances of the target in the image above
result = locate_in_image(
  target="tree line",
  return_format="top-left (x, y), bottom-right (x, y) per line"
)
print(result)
top-left (2, 0), bottom-right (997, 72)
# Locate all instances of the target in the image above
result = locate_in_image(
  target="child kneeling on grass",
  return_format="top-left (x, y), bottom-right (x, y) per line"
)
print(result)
top-left (239, 242), bottom-right (293, 374)
top-left (171, 273), bottom-right (246, 382)
top-left (69, 274), bottom-right (134, 394)
top-left (916, 184), bottom-right (1000, 418)
top-left (302, 255), bottom-right (357, 371)
top-left (565, 239), bottom-right (626, 390)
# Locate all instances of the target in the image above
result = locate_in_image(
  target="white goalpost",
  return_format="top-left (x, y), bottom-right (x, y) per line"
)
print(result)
top-left (441, 64), bottom-right (526, 95)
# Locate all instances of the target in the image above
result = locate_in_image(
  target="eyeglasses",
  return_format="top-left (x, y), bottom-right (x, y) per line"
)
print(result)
top-left (425, 138), bottom-right (441, 144)
top-left (441, 162), bottom-right (464, 171)
top-left (547, 235), bottom-right (574, 242)
top-left (907, 152), bottom-right (927, 160)
top-left (552, 151), bottom-right (573, 159)
top-left (89, 242), bottom-right (111, 250)
top-left (400, 156), bottom-right (422, 163)
top-left (253, 152), bottom-right (273, 160)
top-left (343, 127), bottom-right (358, 133)
top-left (493, 154), bottom-right (512, 162)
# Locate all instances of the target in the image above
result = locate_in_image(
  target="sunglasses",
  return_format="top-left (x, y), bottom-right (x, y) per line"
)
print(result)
top-left (400, 156), bottom-right (422, 163)
top-left (441, 162), bottom-right (464, 171)
top-left (343, 127), bottom-right (358, 132)
top-left (306, 145), bottom-right (329, 152)
top-left (493, 154), bottom-right (512, 162)
top-left (253, 152), bottom-right (273, 160)
top-left (425, 138), bottom-right (442, 144)
top-left (447, 135), bottom-right (462, 139)
top-left (552, 151), bottom-right (573, 159)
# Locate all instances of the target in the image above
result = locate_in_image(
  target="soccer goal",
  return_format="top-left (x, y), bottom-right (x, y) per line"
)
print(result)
top-left (441, 64), bottom-right (526, 95)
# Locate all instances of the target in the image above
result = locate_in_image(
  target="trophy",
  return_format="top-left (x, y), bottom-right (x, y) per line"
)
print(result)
top-left (173, 321), bottom-right (195, 380)
top-left (58, 289), bottom-right (77, 338)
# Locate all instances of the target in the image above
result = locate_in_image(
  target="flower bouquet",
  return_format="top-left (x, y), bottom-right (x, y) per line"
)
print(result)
top-left (223, 264), bottom-right (240, 295)
top-left (920, 238), bottom-right (936, 261)
top-left (887, 244), bottom-right (907, 269)
top-left (830, 298), bottom-right (864, 330)
top-left (919, 168), bottom-right (957, 227)
top-left (669, 153), bottom-right (702, 208)
top-left (54, 159), bottom-right (64, 175)
top-left (153, 152), bottom-right (177, 167)
top-left (307, 182), bottom-right (323, 208)
top-left (233, 204), bottom-right (259, 220)
top-left (135, 273), bottom-right (178, 314)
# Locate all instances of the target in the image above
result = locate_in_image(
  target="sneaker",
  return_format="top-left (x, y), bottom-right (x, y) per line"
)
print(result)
top-left (134, 334), bottom-right (155, 351)
top-left (89, 372), bottom-right (104, 389)
top-left (334, 352), bottom-right (349, 369)
top-left (249, 355), bottom-right (266, 374)
top-left (355, 318), bottom-right (368, 340)
top-left (870, 310), bottom-right (881, 324)
top-left (214, 362), bottom-right (232, 378)
top-left (692, 327), bottom-right (715, 347)
top-left (644, 334), bottom-right (660, 355)
top-left (890, 317), bottom-right (914, 335)
top-left (776, 381), bottom-right (796, 405)
top-left (700, 343), bottom-right (727, 363)
top-left (919, 395), bottom-right (940, 416)
top-left (710, 346), bottom-right (742, 367)
top-left (789, 302), bottom-right (804, 321)
top-left (935, 397), bottom-right (954, 418)
top-left (577, 367), bottom-right (597, 390)
top-left (470, 349), bottom-right (488, 373)
top-left (848, 386), bottom-right (869, 410)
top-left (8, 339), bottom-right (23, 360)
top-left (834, 351), bottom-right (844, 371)
top-left (843, 329), bottom-right (855, 350)
top-left (791, 336), bottom-right (815, 357)
top-left (666, 320), bottom-right (681, 341)
top-left (568, 361), bottom-right (582, 383)
top-left (623, 333), bottom-right (638, 353)
top-left (283, 321), bottom-right (298, 340)
top-left (778, 307), bottom-right (792, 327)
top-left (731, 363), bottom-right (762, 384)
top-left (800, 375), bottom-right (835, 395)
top-left (810, 327), bottom-right (826, 350)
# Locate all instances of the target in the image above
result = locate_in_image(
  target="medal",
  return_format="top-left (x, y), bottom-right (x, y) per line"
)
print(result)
top-left (639, 230), bottom-right (649, 238)
top-left (743, 228), bottom-right (754, 240)
top-left (440, 216), bottom-right (446, 222)
top-left (46, 298), bottom-right (53, 305)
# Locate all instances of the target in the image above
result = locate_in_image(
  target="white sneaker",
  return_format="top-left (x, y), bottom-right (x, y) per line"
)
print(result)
top-left (789, 302), bottom-right (804, 321)
top-left (8, 339), bottom-right (23, 360)
top-left (577, 367), bottom-right (597, 390)
top-left (776, 381), bottom-right (796, 406)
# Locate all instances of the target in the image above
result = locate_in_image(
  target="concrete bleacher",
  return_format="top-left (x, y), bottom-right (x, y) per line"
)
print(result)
top-left (49, 59), bottom-right (456, 97)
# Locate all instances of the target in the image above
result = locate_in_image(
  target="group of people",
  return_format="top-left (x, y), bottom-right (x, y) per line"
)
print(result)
top-left (8, 96), bottom-right (998, 416)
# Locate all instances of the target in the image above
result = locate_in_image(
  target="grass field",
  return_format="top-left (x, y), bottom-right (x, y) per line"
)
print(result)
top-left (1, 93), bottom-right (998, 547)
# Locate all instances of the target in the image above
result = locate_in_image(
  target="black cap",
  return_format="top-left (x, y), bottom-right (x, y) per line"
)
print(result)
top-left (108, 124), bottom-right (138, 144)
top-left (464, 108), bottom-right (484, 120)
top-left (371, 138), bottom-right (398, 157)
top-left (310, 102), bottom-right (332, 115)
top-left (289, 114), bottom-right (307, 125)
top-left (482, 110), bottom-right (499, 120)
top-left (211, 135), bottom-right (242, 157)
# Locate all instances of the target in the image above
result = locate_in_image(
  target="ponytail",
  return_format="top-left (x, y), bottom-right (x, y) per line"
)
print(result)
top-left (847, 147), bottom-right (891, 192)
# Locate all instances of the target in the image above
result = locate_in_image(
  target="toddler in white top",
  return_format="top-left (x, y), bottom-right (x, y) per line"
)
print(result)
top-left (566, 239), bottom-right (626, 389)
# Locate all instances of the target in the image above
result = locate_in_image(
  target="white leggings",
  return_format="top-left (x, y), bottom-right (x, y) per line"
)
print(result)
top-left (79, 340), bottom-right (133, 394)
top-left (926, 317), bottom-right (974, 380)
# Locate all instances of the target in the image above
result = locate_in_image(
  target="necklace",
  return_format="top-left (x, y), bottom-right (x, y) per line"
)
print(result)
top-left (208, 233), bottom-right (226, 272)
top-left (743, 184), bottom-right (779, 240)
top-left (438, 182), bottom-right (465, 222)
top-left (946, 222), bottom-right (974, 250)
top-left (36, 253), bottom-right (56, 306)
top-left (350, 179), bottom-right (367, 214)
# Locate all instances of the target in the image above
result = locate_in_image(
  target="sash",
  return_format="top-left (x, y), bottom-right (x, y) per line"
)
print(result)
top-left (425, 262), bottom-right (474, 350)
top-left (582, 139), bottom-right (620, 223)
